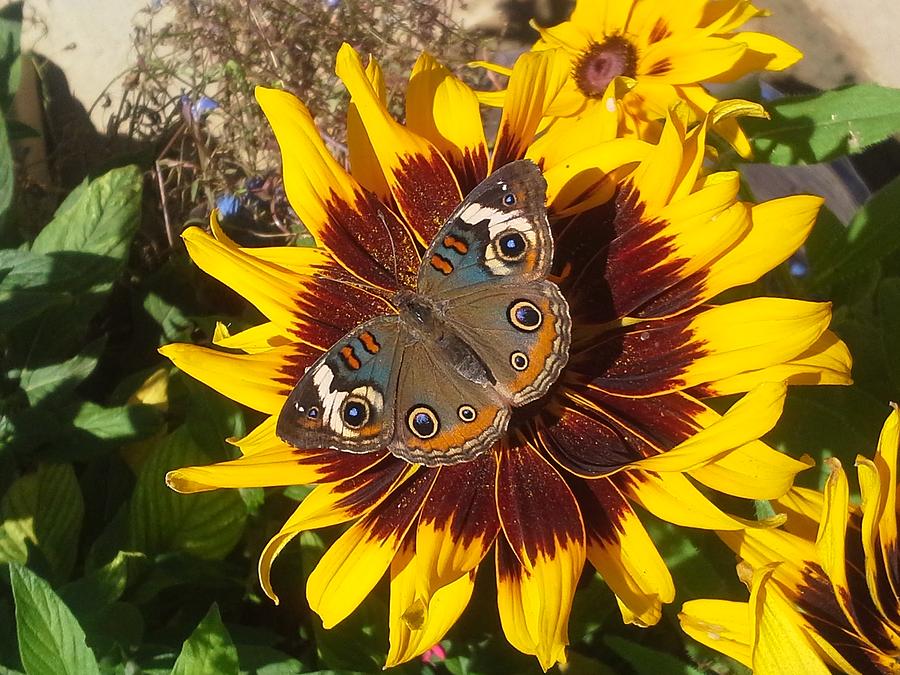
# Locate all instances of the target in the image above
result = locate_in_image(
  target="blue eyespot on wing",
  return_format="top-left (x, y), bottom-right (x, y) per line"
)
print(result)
top-left (417, 159), bottom-right (552, 296)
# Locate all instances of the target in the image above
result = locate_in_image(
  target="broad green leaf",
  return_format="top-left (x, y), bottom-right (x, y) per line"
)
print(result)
top-left (0, 250), bottom-right (70, 329)
top-left (877, 279), bottom-right (900, 395)
top-left (18, 337), bottom-right (104, 406)
top-left (175, 374), bottom-right (245, 458)
top-left (0, 3), bottom-right (22, 111)
top-left (0, 463), bottom-right (84, 580)
top-left (745, 84), bottom-right (900, 165)
top-left (0, 108), bottom-right (12, 232)
top-left (172, 604), bottom-right (239, 675)
top-left (143, 291), bottom-right (194, 343)
top-left (234, 645), bottom-right (303, 675)
top-left (1, 401), bottom-right (163, 462)
top-left (8, 166), bottom-right (142, 366)
top-left (58, 551), bottom-right (143, 619)
top-left (9, 563), bottom-right (101, 675)
top-left (129, 426), bottom-right (247, 559)
top-left (811, 176), bottom-right (900, 287)
top-left (69, 402), bottom-right (163, 445)
top-left (31, 165), bottom-right (142, 259)
top-left (604, 634), bottom-right (702, 675)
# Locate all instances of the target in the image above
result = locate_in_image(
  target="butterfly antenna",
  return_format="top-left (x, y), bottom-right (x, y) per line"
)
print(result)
top-left (376, 209), bottom-right (402, 286)
top-left (311, 272), bottom-right (394, 303)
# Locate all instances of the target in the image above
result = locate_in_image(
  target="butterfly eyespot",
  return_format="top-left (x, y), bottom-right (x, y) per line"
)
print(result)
top-left (495, 230), bottom-right (527, 262)
top-left (307, 406), bottom-right (320, 419)
top-left (508, 300), bottom-right (542, 331)
top-left (407, 405), bottom-right (440, 439)
top-left (341, 397), bottom-right (370, 429)
top-left (503, 193), bottom-right (516, 206)
top-left (510, 352), bottom-right (529, 371)
top-left (457, 405), bottom-right (477, 422)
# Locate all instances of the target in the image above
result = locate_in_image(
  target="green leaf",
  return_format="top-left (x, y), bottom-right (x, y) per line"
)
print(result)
top-left (69, 402), bottom-right (163, 445)
top-left (58, 551), bottom-right (143, 619)
top-left (18, 338), bottom-right (104, 406)
top-left (0, 3), bottom-right (22, 111)
top-left (128, 426), bottom-right (247, 559)
top-left (9, 563), bottom-right (101, 675)
top-left (0, 250), bottom-right (70, 329)
top-left (745, 84), bottom-right (900, 165)
top-left (172, 604), bottom-right (239, 675)
top-left (603, 634), bottom-right (702, 675)
top-left (810, 176), bottom-right (900, 290)
top-left (877, 278), bottom-right (900, 395)
top-left (31, 165), bottom-right (142, 259)
top-left (0, 464), bottom-right (84, 580)
top-left (0, 107), bottom-right (12, 233)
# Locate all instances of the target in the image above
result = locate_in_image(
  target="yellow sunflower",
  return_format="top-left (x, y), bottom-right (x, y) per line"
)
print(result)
top-left (160, 43), bottom-right (851, 669)
top-left (479, 0), bottom-right (801, 155)
top-left (680, 405), bottom-right (900, 674)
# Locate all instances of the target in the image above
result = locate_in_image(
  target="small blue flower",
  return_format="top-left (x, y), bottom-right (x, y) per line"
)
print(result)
top-left (216, 193), bottom-right (242, 219)
top-left (788, 251), bottom-right (809, 277)
top-left (191, 96), bottom-right (219, 120)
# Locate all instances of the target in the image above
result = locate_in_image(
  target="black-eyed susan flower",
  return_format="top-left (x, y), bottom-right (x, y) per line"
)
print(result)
top-left (478, 0), bottom-right (801, 155)
top-left (680, 405), bottom-right (900, 674)
top-left (160, 43), bottom-right (851, 669)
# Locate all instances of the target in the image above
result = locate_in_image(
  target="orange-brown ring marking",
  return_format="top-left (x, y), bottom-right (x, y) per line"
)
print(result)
top-left (443, 235), bottom-right (469, 254)
top-left (359, 331), bottom-right (380, 354)
top-left (340, 345), bottom-right (361, 370)
top-left (430, 254), bottom-right (454, 275)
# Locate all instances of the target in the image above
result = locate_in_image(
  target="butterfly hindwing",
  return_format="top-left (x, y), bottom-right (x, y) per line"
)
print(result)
top-left (417, 160), bottom-right (552, 295)
top-left (443, 280), bottom-right (571, 406)
top-left (388, 338), bottom-right (511, 467)
top-left (275, 316), bottom-right (404, 453)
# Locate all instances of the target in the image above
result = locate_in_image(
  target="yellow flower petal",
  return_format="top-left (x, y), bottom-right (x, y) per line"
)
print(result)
top-left (638, 36), bottom-right (747, 83)
top-left (582, 480), bottom-right (674, 627)
top-left (680, 298), bottom-right (833, 388)
top-left (704, 195), bottom-right (823, 298)
top-left (630, 382), bottom-right (786, 473)
top-left (496, 538), bottom-right (579, 671)
top-left (869, 404), bottom-right (899, 596)
top-left (159, 343), bottom-right (297, 414)
top-left (702, 331), bottom-right (853, 395)
top-left (335, 43), bottom-right (460, 243)
top-left (260, 459), bottom-right (414, 604)
top-left (679, 598), bottom-right (753, 668)
top-left (492, 49), bottom-right (571, 167)
top-left (347, 55), bottom-right (392, 201)
top-left (255, 86), bottom-right (361, 241)
top-left (386, 540), bottom-right (475, 667)
top-left (749, 565), bottom-right (832, 675)
top-left (306, 469), bottom-right (436, 628)
top-left (627, 471), bottom-right (756, 531)
top-left (406, 53), bottom-right (488, 187)
top-left (707, 32), bottom-right (803, 83)
top-left (181, 227), bottom-right (305, 334)
top-left (212, 321), bottom-right (294, 354)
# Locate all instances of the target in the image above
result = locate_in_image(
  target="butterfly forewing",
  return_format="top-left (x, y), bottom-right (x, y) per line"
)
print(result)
top-left (276, 316), bottom-right (405, 453)
top-left (417, 160), bottom-right (552, 296)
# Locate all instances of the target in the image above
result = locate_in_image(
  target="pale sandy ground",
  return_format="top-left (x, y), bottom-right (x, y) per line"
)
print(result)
top-left (9, 0), bottom-right (900, 222)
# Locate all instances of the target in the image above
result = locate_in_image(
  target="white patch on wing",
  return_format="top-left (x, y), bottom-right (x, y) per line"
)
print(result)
top-left (312, 364), bottom-right (385, 439)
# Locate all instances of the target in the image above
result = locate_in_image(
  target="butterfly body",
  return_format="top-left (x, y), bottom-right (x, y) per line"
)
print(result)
top-left (276, 160), bottom-right (571, 467)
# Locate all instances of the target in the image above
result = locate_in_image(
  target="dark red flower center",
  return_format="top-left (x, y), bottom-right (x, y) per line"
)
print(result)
top-left (573, 36), bottom-right (638, 98)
